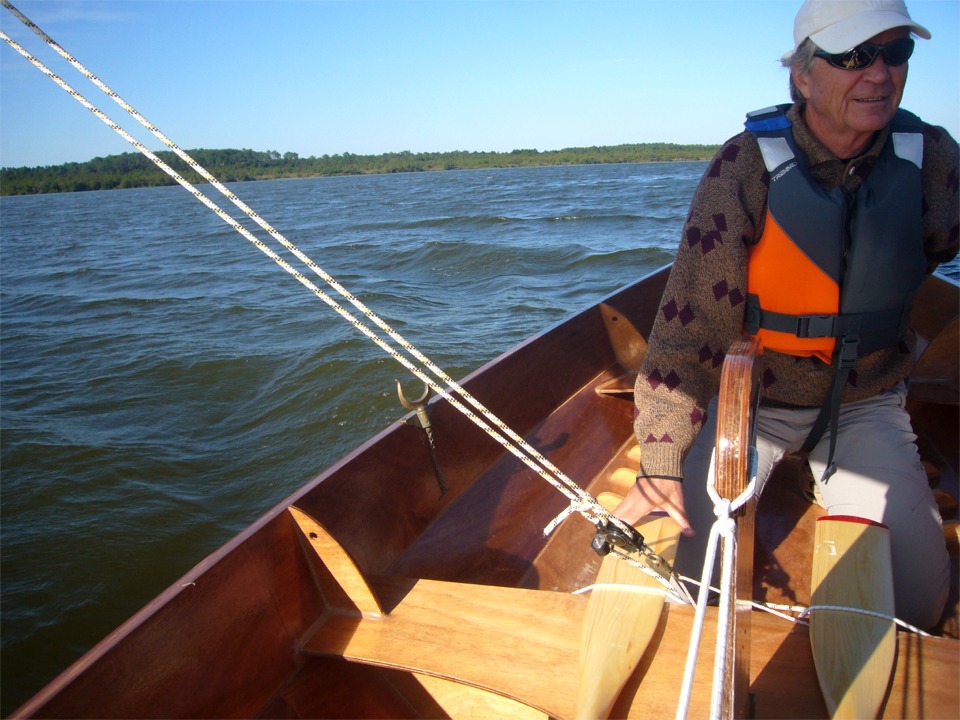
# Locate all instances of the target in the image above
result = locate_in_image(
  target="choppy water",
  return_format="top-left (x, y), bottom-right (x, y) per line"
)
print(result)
top-left (0, 162), bottom-right (696, 713)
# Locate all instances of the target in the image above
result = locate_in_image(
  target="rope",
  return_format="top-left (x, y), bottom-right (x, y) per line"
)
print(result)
top-left (675, 449), bottom-right (757, 720)
top-left (679, 581), bottom-right (808, 625)
top-left (0, 1), bottom-right (633, 541)
top-left (575, 571), bottom-right (694, 606)
top-left (609, 545), bottom-right (696, 605)
top-left (575, 577), bottom-right (936, 635)
top-left (573, 583), bottom-right (668, 598)
top-left (797, 604), bottom-right (933, 637)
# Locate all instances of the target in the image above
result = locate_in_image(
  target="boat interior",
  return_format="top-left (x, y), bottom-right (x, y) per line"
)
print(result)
top-left (15, 266), bottom-right (959, 719)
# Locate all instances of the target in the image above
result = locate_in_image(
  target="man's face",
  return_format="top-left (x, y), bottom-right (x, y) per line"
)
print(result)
top-left (794, 28), bottom-right (910, 157)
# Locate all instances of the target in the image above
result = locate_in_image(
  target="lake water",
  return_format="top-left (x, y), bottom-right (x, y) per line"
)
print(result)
top-left (0, 162), bottom-right (699, 713)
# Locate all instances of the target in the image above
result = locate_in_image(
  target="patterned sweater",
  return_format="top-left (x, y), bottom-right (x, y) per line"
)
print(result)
top-left (634, 103), bottom-right (959, 482)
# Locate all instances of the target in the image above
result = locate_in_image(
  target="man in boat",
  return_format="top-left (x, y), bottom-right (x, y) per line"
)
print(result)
top-left (614, 0), bottom-right (958, 630)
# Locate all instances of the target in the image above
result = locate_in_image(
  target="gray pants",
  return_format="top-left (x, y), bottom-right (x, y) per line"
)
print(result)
top-left (675, 383), bottom-right (949, 630)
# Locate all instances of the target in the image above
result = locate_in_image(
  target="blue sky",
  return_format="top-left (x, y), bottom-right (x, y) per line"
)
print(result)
top-left (1, 0), bottom-right (958, 168)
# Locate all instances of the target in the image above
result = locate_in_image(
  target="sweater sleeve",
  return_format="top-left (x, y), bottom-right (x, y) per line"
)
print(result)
top-left (633, 134), bottom-right (763, 481)
top-left (920, 123), bottom-right (959, 272)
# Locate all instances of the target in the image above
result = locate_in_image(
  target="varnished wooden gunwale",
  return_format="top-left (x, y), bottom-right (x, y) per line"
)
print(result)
top-left (13, 267), bottom-right (959, 719)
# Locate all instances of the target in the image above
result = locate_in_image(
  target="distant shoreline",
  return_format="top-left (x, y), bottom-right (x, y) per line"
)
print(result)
top-left (0, 144), bottom-right (719, 197)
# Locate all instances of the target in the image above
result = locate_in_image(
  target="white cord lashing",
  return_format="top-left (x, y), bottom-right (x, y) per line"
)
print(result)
top-left (798, 605), bottom-right (933, 637)
top-left (676, 447), bottom-right (757, 720)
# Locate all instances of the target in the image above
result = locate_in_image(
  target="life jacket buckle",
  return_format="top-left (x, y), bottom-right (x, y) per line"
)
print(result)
top-left (796, 314), bottom-right (839, 338)
top-left (837, 334), bottom-right (860, 369)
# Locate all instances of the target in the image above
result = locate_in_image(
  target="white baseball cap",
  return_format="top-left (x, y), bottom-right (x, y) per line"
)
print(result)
top-left (789, 0), bottom-right (931, 55)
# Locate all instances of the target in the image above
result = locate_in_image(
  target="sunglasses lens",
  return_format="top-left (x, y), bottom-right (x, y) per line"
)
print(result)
top-left (842, 46), bottom-right (876, 69)
top-left (883, 38), bottom-right (915, 66)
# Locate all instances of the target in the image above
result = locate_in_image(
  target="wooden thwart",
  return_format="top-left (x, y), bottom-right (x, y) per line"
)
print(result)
top-left (302, 572), bottom-right (585, 715)
top-left (287, 502), bottom-right (957, 718)
top-left (290, 505), bottom-right (586, 715)
top-left (810, 516), bottom-right (897, 719)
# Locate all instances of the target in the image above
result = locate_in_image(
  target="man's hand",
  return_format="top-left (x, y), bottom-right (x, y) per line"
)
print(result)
top-left (612, 476), bottom-right (695, 537)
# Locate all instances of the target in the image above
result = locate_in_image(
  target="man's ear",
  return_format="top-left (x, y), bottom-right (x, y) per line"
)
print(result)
top-left (792, 67), bottom-right (811, 101)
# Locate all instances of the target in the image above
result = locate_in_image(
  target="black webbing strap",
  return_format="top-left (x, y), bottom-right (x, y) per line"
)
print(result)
top-left (745, 300), bottom-right (857, 338)
top-left (801, 334), bottom-right (860, 481)
top-left (744, 294), bottom-right (908, 355)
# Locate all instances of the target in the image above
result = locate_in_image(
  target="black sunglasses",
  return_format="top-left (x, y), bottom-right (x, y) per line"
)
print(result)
top-left (814, 37), bottom-right (915, 70)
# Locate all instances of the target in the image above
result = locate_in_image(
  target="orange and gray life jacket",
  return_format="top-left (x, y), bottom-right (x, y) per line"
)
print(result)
top-left (743, 104), bottom-right (926, 478)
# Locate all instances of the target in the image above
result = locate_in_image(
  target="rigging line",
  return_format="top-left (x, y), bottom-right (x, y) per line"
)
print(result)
top-left (797, 605), bottom-right (933, 637)
top-left (0, 0), bottom-right (599, 515)
top-left (0, 13), bottom-right (626, 532)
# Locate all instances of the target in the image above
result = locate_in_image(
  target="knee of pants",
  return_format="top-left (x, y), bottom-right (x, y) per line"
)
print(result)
top-left (813, 475), bottom-right (948, 627)
top-left (889, 503), bottom-right (951, 630)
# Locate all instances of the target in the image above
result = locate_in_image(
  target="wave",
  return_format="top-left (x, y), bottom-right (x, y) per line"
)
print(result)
top-left (347, 210), bottom-right (684, 233)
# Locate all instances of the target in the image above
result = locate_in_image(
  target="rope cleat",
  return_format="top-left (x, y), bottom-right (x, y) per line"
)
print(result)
top-left (591, 518), bottom-right (646, 557)
top-left (591, 518), bottom-right (693, 604)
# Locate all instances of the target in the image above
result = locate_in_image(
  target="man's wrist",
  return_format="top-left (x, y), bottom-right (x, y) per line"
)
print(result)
top-left (636, 473), bottom-right (684, 483)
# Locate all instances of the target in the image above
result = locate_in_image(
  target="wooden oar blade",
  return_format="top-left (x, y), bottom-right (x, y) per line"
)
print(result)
top-left (810, 515), bottom-right (896, 719)
top-left (576, 496), bottom-right (682, 719)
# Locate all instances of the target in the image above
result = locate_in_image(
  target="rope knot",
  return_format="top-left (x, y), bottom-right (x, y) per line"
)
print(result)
top-left (716, 515), bottom-right (737, 538)
top-left (712, 497), bottom-right (732, 519)
top-left (543, 498), bottom-right (598, 536)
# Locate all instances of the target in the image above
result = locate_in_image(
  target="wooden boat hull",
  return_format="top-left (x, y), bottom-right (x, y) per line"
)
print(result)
top-left (13, 266), bottom-right (959, 719)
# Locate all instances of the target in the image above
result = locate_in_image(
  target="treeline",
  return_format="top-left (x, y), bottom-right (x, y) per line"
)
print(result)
top-left (0, 144), bottom-right (719, 196)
